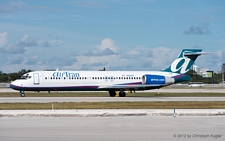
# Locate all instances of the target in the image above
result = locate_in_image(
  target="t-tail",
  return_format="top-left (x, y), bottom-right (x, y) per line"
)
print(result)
top-left (162, 49), bottom-right (204, 83)
top-left (163, 49), bottom-right (203, 74)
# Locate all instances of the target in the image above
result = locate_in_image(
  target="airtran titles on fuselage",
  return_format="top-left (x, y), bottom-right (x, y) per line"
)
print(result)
top-left (53, 71), bottom-right (80, 78)
top-left (150, 78), bottom-right (165, 81)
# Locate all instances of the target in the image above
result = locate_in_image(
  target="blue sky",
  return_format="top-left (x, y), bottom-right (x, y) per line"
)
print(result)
top-left (0, 0), bottom-right (225, 73)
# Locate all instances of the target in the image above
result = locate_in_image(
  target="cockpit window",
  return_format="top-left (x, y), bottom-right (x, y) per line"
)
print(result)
top-left (20, 74), bottom-right (31, 79)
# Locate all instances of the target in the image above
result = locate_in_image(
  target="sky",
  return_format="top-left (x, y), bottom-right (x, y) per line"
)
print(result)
top-left (0, 0), bottom-right (225, 73)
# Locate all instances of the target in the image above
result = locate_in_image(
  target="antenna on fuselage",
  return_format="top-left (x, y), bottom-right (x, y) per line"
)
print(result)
top-left (99, 67), bottom-right (106, 71)
top-left (56, 68), bottom-right (59, 71)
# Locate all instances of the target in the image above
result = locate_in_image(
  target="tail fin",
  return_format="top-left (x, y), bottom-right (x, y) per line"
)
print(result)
top-left (162, 49), bottom-right (203, 74)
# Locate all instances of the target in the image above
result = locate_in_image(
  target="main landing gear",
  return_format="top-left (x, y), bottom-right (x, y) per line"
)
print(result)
top-left (109, 90), bottom-right (126, 97)
top-left (20, 90), bottom-right (25, 97)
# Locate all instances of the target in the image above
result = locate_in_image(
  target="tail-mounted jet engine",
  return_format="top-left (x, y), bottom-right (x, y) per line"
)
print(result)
top-left (142, 75), bottom-right (174, 85)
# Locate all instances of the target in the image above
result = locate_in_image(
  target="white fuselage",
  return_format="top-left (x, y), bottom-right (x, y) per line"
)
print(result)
top-left (10, 70), bottom-right (178, 92)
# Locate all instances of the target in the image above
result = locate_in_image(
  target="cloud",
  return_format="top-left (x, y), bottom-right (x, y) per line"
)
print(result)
top-left (42, 41), bottom-right (51, 47)
top-left (18, 35), bottom-right (38, 47)
top-left (184, 23), bottom-right (210, 35)
top-left (123, 47), bottom-right (153, 59)
top-left (1, 44), bottom-right (26, 54)
top-left (1, 35), bottom-right (221, 73)
top-left (81, 48), bottom-right (117, 56)
top-left (81, 38), bottom-right (118, 56)
top-left (195, 51), bottom-right (222, 72)
top-left (96, 38), bottom-right (118, 52)
top-left (7, 56), bottom-right (24, 64)
top-left (46, 56), bottom-right (77, 67)
top-left (87, 61), bottom-right (108, 67)
top-left (0, 1), bottom-right (26, 13)
top-left (1, 43), bottom-right (222, 73)
top-left (0, 35), bottom-right (38, 54)
top-left (102, 48), bottom-right (117, 55)
top-left (25, 56), bottom-right (39, 65)
top-left (0, 32), bottom-right (8, 48)
top-left (79, 62), bottom-right (108, 70)
top-left (42, 37), bottom-right (60, 47)
top-left (120, 47), bottom-right (178, 70)
top-left (70, 45), bottom-right (180, 71)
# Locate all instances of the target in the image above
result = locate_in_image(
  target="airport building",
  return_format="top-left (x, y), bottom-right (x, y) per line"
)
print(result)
top-left (193, 65), bottom-right (200, 74)
top-left (222, 63), bottom-right (225, 73)
top-left (200, 68), bottom-right (209, 75)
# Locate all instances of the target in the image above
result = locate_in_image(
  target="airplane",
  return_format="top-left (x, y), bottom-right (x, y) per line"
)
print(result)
top-left (10, 49), bottom-right (208, 97)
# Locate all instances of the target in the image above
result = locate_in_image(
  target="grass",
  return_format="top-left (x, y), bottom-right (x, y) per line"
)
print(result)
top-left (1, 91), bottom-right (224, 110)
top-left (0, 101), bottom-right (225, 110)
top-left (1, 92), bottom-right (225, 97)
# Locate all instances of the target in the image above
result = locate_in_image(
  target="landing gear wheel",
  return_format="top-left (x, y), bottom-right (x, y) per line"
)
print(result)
top-left (109, 91), bottom-right (116, 97)
top-left (119, 91), bottom-right (126, 97)
top-left (20, 91), bottom-right (25, 97)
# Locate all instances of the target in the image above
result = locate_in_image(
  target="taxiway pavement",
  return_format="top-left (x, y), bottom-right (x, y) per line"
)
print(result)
top-left (0, 116), bottom-right (224, 141)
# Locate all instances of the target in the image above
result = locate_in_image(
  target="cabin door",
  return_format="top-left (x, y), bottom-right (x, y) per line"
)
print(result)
top-left (33, 73), bottom-right (40, 85)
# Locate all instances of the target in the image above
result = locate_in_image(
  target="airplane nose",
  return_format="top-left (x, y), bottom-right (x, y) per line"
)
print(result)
top-left (10, 81), bottom-right (16, 89)
top-left (10, 81), bottom-right (21, 90)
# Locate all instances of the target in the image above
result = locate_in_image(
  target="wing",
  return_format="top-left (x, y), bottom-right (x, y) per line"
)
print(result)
top-left (97, 83), bottom-right (167, 91)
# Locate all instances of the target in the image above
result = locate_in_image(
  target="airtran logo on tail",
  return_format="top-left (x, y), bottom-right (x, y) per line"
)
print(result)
top-left (170, 58), bottom-right (191, 74)
top-left (163, 49), bottom-right (202, 74)
top-left (170, 51), bottom-right (193, 74)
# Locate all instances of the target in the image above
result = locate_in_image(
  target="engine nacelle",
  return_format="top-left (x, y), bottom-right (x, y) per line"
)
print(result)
top-left (142, 75), bottom-right (174, 85)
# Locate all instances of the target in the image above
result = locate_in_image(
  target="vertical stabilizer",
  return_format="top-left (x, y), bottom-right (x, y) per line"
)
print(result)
top-left (162, 49), bottom-right (202, 74)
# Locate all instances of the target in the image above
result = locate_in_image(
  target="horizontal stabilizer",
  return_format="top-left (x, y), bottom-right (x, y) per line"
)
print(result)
top-left (184, 52), bottom-right (216, 57)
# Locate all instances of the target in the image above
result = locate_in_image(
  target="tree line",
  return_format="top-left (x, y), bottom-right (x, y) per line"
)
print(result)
top-left (185, 70), bottom-right (223, 84)
top-left (0, 69), bottom-right (224, 84)
top-left (0, 69), bottom-right (32, 82)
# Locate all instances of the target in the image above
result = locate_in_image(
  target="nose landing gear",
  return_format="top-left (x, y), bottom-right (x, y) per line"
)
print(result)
top-left (20, 90), bottom-right (25, 97)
